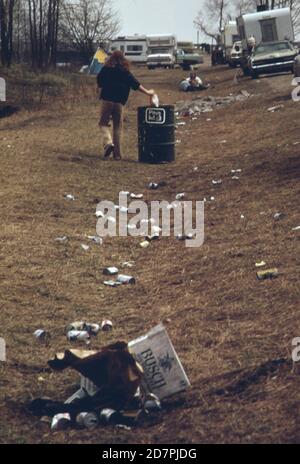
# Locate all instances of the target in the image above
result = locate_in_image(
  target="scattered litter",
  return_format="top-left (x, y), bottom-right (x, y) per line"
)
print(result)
top-left (55, 236), bottom-right (68, 243)
top-left (255, 261), bottom-right (266, 268)
top-left (241, 214), bottom-right (245, 219)
top-left (144, 393), bottom-right (162, 412)
top-left (140, 241), bottom-right (150, 249)
top-left (67, 330), bottom-right (90, 342)
top-left (193, 167), bottom-right (199, 171)
top-left (103, 267), bottom-right (119, 276)
top-left (104, 280), bottom-right (122, 287)
top-left (220, 140), bottom-right (227, 144)
top-left (34, 329), bottom-right (50, 342)
top-left (67, 322), bottom-right (100, 335)
top-left (116, 424), bottom-right (131, 431)
top-left (122, 261), bottom-right (134, 268)
top-left (81, 244), bottom-right (89, 252)
top-left (176, 122), bottom-right (186, 126)
top-left (257, 269), bottom-right (279, 281)
top-left (267, 105), bottom-right (283, 113)
top-left (293, 141), bottom-right (300, 145)
top-left (176, 193), bottom-right (185, 200)
top-left (130, 193), bottom-right (143, 199)
top-left (87, 235), bottom-right (102, 245)
top-left (145, 233), bottom-right (160, 242)
top-left (64, 194), bottom-right (75, 201)
top-left (210, 196), bottom-right (215, 201)
top-left (175, 92), bottom-right (252, 116)
top-left (117, 275), bottom-right (136, 285)
top-left (232, 176), bottom-right (240, 180)
top-left (101, 320), bottom-right (113, 332)
top-left (292, 226), bottom-right (300, 231)
top-left (151, 94), bottom-right (160, 108)
top-left (176, 233), bottom-right (195, 241)
top-left (148, 182), bottom-right (159, 190)
top-left (212, 179), bottom-right (222, 185)
top-left (274, 213), bottom-right (285, 221)
top-left (76, 412), bottom-right (99, 429)
top-left (51, 413), bottom-right (71, 431)
top-left (175, 140), bottom-right (182, 144)
top-left (231, 169), bottom-right (242, 174)
top-left (240, 90), bottom-right (251, 98)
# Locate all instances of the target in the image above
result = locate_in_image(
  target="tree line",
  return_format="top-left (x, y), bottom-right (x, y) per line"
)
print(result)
top-left (0, 0), bottom-right (119, 69)
top-left (194, 0), bottom-right (300, 43)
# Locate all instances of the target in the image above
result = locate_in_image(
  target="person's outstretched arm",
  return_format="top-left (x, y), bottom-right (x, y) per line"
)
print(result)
top-left (138, 85), bottom-right (155, 97)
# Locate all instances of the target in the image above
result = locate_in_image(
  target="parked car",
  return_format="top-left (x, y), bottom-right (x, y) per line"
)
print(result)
top-left (249, 40), bottom-right (298, 79)
top-left (294, 54), bottom-right (300, 77)
top-left (229, 41), bottom-right (242, 68)
top-left (146, 53), bottom-right (175, 70)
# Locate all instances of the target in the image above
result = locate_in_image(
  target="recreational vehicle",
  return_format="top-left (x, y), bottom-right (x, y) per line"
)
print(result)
top-left (109, 35), bottom-right (147, 63)
top-left (221, 21), bottom-right (240, 64)
top-left (146, 34), bottom-right (177, 69)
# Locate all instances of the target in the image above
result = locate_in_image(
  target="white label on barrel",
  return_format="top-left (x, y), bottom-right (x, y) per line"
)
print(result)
top-left (145, 108), bottom-right (166, 125)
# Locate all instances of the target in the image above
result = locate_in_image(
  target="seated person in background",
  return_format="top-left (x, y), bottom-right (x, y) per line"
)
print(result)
top-left (180, 71), bottom-right (209, 92)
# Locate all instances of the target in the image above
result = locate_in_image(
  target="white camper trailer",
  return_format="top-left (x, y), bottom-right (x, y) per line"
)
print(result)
top-left (237, 7), bottom-right (294, 51)
top-left (146, 34), bottom-right (177, 69)
top-left (221, 21), bottom-right (240, 63)
top-left (109, 35), bottom-right (148, 63)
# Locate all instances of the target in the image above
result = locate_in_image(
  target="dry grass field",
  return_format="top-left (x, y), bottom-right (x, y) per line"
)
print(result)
top-left (0, 59), bottom-right (300, 443)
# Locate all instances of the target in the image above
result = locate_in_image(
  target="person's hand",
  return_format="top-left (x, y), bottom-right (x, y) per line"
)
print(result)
top-left (147, 89), bottom-right (155, 96)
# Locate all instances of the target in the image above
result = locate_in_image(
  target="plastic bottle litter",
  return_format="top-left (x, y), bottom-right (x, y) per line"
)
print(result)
top-left (130, 193), bottom-right (143, 199)
top-left (117, 275), bottom-right (136, 285)
top-left (76, 412), bottom-right (99, 429)
top-left (100, 408), bottom-right (122, 425)
top-left (103, 267), bottom-right (119, 276)
top-left (51, 413), bottom-right (71, 431)
top-left (143, 393), bottom-right (161, 412)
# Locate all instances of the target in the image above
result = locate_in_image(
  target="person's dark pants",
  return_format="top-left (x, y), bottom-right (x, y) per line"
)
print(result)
top-left (99, 100), bottom-right (124, 159)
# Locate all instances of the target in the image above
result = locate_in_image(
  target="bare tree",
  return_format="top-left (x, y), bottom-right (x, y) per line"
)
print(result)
top-left (60, 0), bottom-right (119, 63)
top-left (0, 0), bottom-right (15, 66)
top-left (194, 0), bottom-right (230, 42)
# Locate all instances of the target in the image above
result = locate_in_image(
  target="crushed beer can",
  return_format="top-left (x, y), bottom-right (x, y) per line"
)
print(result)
top-left (176, 233), bottom-right (194, 241)
top-left (104, 280), bottom-right (122, 287)
top-left (64, 194), bottom-right (75, 201)
top-left (255, 261), bottom-right (266, 268)
top-left (149, 182), bottom-right (159, 190)
top-left (143, 393), bottom-right (162, 413)
top-left (140, 241), bottom-right (150, 249)
top-left (103, 267), bottom-right (119, 276)
top-left (76, 412), bottom-right (99, 429)
top-left (101, 320), bottom-right (113, 332)
top-left (117, 275), bottom-right (136, 285)
top-left (55, 236), bottom-right (68, 243)
top-left (67, 330), bottom-right (90, 342)
top-left (87, 235), bottom-right (103, 245)
top-left (175, 193), bottom-right (185, 201)
top-left (130, 193), bottom-right (143, 199)
top-left (99, 408), bottom-right (121, 424)
top-left (51, 413), bottom-right (71, 431)
top-left (33, 329), bottom-right (50, 342)
top-left (212, 179), bottom-right (222, 185)
top-left (257, 268), bottom-right (279, 281)
top-left (274, 213), bottom-right (285, 221)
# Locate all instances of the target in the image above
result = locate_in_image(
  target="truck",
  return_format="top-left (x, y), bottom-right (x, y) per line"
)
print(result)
top-left (236, 7), bottom-right (295, 76)
top-left (109, 35), bottom-right (148, 63)
top-left (221, 21), bottom-right (240, 64)
top-left (176, 41), bottom-right (204, 70)
top-left (146, 34), bottom-right (177, 69)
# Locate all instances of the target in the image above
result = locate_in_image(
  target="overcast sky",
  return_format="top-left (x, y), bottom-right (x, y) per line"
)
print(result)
top-left (115, 0), bottom-right (205, 42)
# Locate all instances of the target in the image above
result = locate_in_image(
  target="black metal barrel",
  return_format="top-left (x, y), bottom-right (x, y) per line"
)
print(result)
top-left (138, 105), bottom-right (175, 164)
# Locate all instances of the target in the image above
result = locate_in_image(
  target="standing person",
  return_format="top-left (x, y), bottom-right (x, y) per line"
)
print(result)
top-left (97, 50), bottom-right (156, 160)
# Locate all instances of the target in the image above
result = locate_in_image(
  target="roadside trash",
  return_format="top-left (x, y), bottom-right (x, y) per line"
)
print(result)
top-left (210, 196), bottom-right (215, 201)
top-left (176, 233), bottom-right (194, 241)
top-left (149, 182), bottom-right (159, 190)
top-left (274, 213), bottom-right (285, 221)
top-left (292, 226), bottom-right (300, 231)
top-left (117, 275), bottom-right (136, 285)
top-left (212, 179), bottom-right (222, 185)
top-left (232, 176), bottom-right (240, 180)
top-left (140, 241), bottom-right (150, 249)
top-left (128, 324), bottom-right (191, 400)
top-left (255, 261), bottom-right (266, 268)
top-left (240, 90), bottom-right (251, 98)
top-left (267, 105), bottom-right (283, 112)
top-left (231, 169), bottom-right (242, 173)
top-left (241, 214), bottom-right (245, 219)
top-left (176, 193), bottom-right (185, 200)
top-left (34, 329), bottom-right (50, 342)
top-left (145, 233), bottom-right (160, 242)
top-left (64, 194), bottom-right (75, 201)
top-left (55, 236), bottom-right (68, 243)
top-left (103, 267), bottom-right (119, 276)
top-left (220, 140), bottom-right (227, 144)
top-left (51, 413), bottom-right (71, 431)
top-left (144, 393), bottom-right (162, 412)
top-left (176, 122), bottom-right (186, 126)
top-left (99, 408), bottom-right (122, 425)
top-left (101, 320), bottom-right (113, 332)
top-left (76, 412), bottom-right (99, 429)
top-left (67, 331), bottom-right (90, 342)
top-left (67, 322), bottom-right (100, 335)
top-left (122, 261), bottom-right (134, 268)
top-left (257, 268), bottom-right (279, 281)
top-left (193, 167), bottom-right (198, 171)
top-left (104, 280), bottom-right (122, 287)
top-left (81, 244), bottom-right (89, 252)
top-left (130, 193), bottom-right (143, 199)
top-left (87, 235), bottom-right (102, 245)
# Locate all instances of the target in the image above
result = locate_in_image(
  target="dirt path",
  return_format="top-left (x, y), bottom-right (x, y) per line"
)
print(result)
top-left (0, 63), bottom-right (300, 444)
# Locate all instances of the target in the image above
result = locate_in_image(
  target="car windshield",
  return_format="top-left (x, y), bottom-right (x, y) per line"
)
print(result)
top-left (254, 42), bottom-right (292, 55)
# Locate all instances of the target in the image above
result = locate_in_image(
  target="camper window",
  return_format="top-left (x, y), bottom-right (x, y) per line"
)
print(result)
top-left (127, 45), bottom-right (143, 52)
top-left (260, 19), bottom-right (278, 42)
